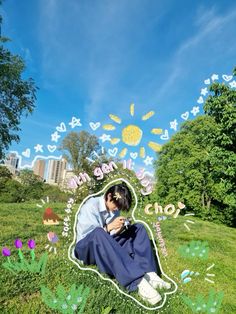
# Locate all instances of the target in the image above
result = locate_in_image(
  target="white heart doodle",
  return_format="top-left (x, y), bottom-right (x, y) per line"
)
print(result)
top-left (197, 96), bottom-right (204, 104)
top-left (160, 130), bottom-right (169, 140)
top-left (181, 111), bottom-right (189, 120)
top-left (130, 152), bottom-right (138, 159)
top-left (204, 79), bottom-right (210, 85)
top-left (222, 75), bottom-right (233, 82)
top-left (22, 148), bottom-right (30, 158)
top-left (108, 148), bottom-right (118, 157)
top-left (47, 145), bottom-right (57, 153)
top-left (56, 122), bottom-right (66, 132)
top-left (89, 122), bottom-right (101, 131)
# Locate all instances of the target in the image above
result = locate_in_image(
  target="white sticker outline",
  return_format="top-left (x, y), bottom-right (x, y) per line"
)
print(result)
top-left (68, 178), bottom-right (178, 311)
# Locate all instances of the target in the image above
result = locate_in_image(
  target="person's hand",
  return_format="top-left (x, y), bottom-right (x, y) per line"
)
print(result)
top-left (107, 217), bottom-right (125, 232)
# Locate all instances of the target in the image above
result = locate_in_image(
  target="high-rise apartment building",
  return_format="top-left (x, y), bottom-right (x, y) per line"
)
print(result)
top-left (33, 159), bottom-right (46, 179)
top-left (46, 158), bottom-right (67, 185)
top-left (4, 153), bottom-right (19, 174)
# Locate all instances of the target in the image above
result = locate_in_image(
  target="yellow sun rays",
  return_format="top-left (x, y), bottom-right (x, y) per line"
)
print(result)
top-left (103, 124), bottom-right (116, 131)
top-left (148, 141), bottom-right (162, 152)
top-left (151, 128), bottom-right (163, 135)
top-left (109, 114), bottom-right (121, 124)
top-left (140, 147), bottom-right (146, 158)
top-left (119, 148), bottom-right (127, 158)
top-left (142, 111), bottom-right (155, 121)
top-left (130, 103), bottom-right (135, 116)
top-left (110, 138), bottom-right (120, 145)
top-left (102, 103), bottom-right (162, 158)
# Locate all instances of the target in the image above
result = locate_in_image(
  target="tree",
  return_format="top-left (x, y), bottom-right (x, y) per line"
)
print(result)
top-left (154, 67), bottom-right (236, 226)
top-left (0, 165), bottom-right (12, 179)
top-left (19, 169), bottom-right (43, 186)
top-left (203, 68), bottom-right (236, 226)
top-left (0, 179), bottom-right (23, 203)
top-left (204, 81), bottom-right (236, 151)
top-left (59, 131), bottom-right (101, 174)
top-left (0, 165), bottom-right (12, 194)
top-left (18, 169), bottom-right (44, 200)
top-left (154, 116), bottom-right (220, 220)
top-left (42, 184), bottom-right (70, 202)
top-left (0, 12), bottom-right (37, 160)
top-left (0, 165), bottom-right (24, 202)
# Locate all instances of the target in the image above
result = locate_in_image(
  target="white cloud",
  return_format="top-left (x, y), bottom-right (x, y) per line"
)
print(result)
top-left (149, 5), bottom-right (236, 103)
top-left (179, 9), bottom-right (236, 54)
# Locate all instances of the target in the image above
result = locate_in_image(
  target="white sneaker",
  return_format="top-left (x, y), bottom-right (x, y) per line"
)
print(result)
top-left (145, 272), bottom-right (171, 290)
top-left (137, 277), bottom-right (162, 305)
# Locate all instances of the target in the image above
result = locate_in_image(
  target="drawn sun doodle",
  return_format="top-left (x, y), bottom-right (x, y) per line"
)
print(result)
top-left (36, 196), bottom-right (50, 208)
top-left (102, 103), bottom-right (163, 159)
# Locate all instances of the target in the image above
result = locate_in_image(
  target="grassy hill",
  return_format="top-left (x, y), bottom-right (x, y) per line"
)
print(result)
top-left (0, 202), bottom-right (235, 314)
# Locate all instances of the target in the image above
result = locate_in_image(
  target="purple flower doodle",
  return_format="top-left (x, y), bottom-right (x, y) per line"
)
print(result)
top-left (2, 247), bottom-right (12, 265)
top-left (28, 239), bottom-right (35, 250)
top-left (14, 239), bottom-right (23, 249)
top-left (2, 247), bottom-right (11, 257)
top-left (15, 238), bottom-right (24, 260)
top-left (28, 239), bottom-right (36, 261)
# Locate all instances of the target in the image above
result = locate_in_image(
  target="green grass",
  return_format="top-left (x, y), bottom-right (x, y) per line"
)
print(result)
top-left (0, 202), bottom-right (236, 314)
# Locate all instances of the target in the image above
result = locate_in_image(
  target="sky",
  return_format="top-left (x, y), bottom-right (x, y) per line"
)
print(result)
top-left (1, 0), bottom-right (236, 172)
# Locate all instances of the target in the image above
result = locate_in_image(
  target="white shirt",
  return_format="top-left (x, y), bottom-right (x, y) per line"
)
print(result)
top-left (76, 195), bottom-right (120, 242)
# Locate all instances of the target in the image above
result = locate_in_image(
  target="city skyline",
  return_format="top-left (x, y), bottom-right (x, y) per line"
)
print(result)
top-left (3, 153), bottom-right (70, 186)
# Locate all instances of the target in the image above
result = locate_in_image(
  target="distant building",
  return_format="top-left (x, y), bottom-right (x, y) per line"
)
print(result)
top-left (61, 169), bottom-right (77, 190)
top-left (46, 158), bottom-right (67, 185)
top-left (4, 153), bottom-right (19, 175)
top-left (33, 159), bottom-right (46, 179)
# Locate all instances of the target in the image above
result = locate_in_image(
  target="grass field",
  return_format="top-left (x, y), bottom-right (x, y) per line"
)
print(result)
top-left (0, 202), bottom-right (235, 314)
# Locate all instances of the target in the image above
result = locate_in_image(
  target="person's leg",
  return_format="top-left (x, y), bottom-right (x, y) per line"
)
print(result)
top-left (74, 227), bottom-right (145, 291)
top-left (113, 223), bottom-right (157, 273)
top-left (113, 223), bottom-right (171, 290)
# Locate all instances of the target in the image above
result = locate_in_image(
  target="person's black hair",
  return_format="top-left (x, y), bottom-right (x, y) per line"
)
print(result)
top-left (105, 183), bottom-right (132, 211)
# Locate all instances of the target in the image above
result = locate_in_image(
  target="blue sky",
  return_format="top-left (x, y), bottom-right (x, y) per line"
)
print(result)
top-left (1, 0), bottom-right (236, 171)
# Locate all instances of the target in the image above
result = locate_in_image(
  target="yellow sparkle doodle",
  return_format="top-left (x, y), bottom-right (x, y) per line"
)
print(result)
top-left (148, 141), bottom-right (162, 152)
top-left (140, 147), bottom-right (146, 158)
top-left (130, 103), bottom-right (135, 116)
top-left (110, 138), bottom-right (120, 145)
top-left (109, 114), bottom-right (122, 124)
top-left (119, 148), bottom-right (127, 158)
top-left (151, 128), bottom-right (163, 135)
top-left (103, 104), bottom-right (162, 158)
top-left (103, 124), bottom-right (116, 131)
top-left (142, 111), bottom-right (155, 121)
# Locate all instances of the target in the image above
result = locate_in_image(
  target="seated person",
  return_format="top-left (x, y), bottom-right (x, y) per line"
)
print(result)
top-left (74, 183), bottom-right (171, 305)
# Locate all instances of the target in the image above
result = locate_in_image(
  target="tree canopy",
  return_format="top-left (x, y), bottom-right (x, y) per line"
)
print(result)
top-left (0, 165), bottom-right (69, 203)
top-left (203, 73), bottom-right (236, 226)
top-left (0, 13), bottom-right (37, 160)
top-left (154, 116), bottom-right (219, 219)
top-left (59, 131), bottom-right (101, 174)
top-left (154, 67), bottom-right (236, 226)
